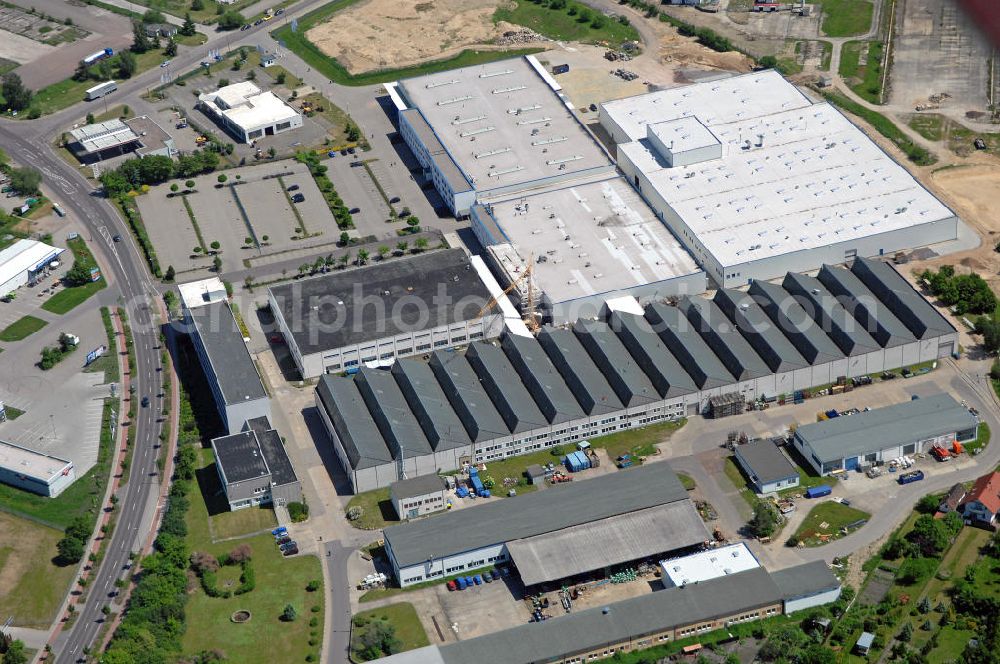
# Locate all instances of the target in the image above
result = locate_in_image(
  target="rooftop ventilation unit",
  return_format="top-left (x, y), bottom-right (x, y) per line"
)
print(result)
top-left (426, 79), bottom-right (460, 89)
top-left (517, 117), bottom-right (553, 125)
top-left (475, 147), bottom-right (511, 159)
top-left (546, 156), bottom-right (583, 165)
top-left (532, 136), bottom-right (567, 146)
top-left (487, 165), bottom-right (524, 178)
top-left (460, 126), bottom-right (495, 137)
top-left (492, 86), bottom-right (527, 94)
top-left (437, 95), bottom-right (474, 106)
top-left (508, 105), bottom-right (542, 115)
top-left (480, 69), bottom-right (515, 78)
top-left (452, 114), bottom-right (487, 125)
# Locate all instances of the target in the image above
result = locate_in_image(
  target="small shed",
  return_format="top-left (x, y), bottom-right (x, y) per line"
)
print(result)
top-left (938, 483), bottom-right (967, 513)
top-left (525, 464), bottom-right (546, 485)
top-left (855, 632), bottom-right (875, 655)
top-left (390, 474), bottom-right (447, 520)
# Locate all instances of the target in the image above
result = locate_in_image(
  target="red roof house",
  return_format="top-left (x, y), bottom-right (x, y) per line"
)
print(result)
top-left (962, 471), bottom-right (1000, 528)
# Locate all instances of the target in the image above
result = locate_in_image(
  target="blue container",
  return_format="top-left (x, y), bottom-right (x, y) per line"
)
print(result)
top-left (480, 489), bottom-right (490, 498)
top-left (473, 575), bottom-right (483, 585)
top-left (456, 576), bottom-right (467, 590)
top-left (805, 485), bottom-right (832, 498)
top-left (456, 486), bottom-right (469, 498)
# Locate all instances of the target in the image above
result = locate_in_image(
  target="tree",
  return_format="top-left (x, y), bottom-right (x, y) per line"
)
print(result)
top-left (185, 179), bottom-right (195, 189)
top-left (180, 12), bottom-right (196, 36)
top-left (799, 645), bottom-right (836, 664)
top-left (281, 604), bottom-right (297, 622)
top-left (170, 183), bottom-right (179, 193)
top-left (8, 167), bottom-right (41, 195)
top-left (174, 442), bottom-right (195, 477)
top-left (57, 535), bottom-right (85, 565)
top-left (275, 72), bottom-right (286, 84)
top-left (212, 256), bottom-right (222, 272)
top-left (346, 123), bottom-right (361, 143)
top-left (217, 173), bottom-right (228, 185)
top-left (916, 494), bottom-right (941, 514)
top-left (261, 234), bottom-right (269, 244)
top-left (190, 0), bottom-right (204, 10)
top-left (229, 543), bottom-right (253, 563)
top-left (142, 8), bottom-right (166, 23)
top-left (377, 245), bottom-right (390, 260)
top-left (340, 231), bottom-right (350, 245)
top-left (217, 10), bottom-right (243, 30)
top-left (2, 641), bottom-right (26, 664)
top-left (748, 501), bottom-right (779, 538)
top-left (117, 50), bottom-right (138, 79)
top-left (164, 38), bottom-right (177, 57)
top-left (356, 248), bottom-right (369, 265)
top-left (131, 21), bottom-right (152, 53)
top-left (898, 622), bottom-right (913, 642)
top-left (306, 580), bottom-right (320, 592)
top-left (759, 55), bottom-right (779, 69)
top-left (918, 596), bottom-right (932, 614)
top-left (1, 73), bottom-right (33, 112)
top-left (396, 241), bottom-right (408, 254)
top-left (352, 620), bottom-right (401, 660)
top-left (907, 515), bottom-right (951, 557)
top-left (414, 237), bottom-right (429, 252)
top-left (86, 112), bottom-right (96, 125)
top-left (73, 61), bottom-right (91, 82)
top-left (267, 146), bottom-right (276, 159)
top-left (210, 240), bottom-right (221, 251)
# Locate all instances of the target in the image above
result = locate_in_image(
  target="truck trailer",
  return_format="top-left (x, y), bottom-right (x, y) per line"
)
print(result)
top-left (85, 80), bottom-right (118, 101)
top-left (82, 48), bottom-right (114, 66)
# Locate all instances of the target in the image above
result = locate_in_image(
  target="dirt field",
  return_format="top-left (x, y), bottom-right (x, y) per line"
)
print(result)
top-left (306, 0), bottom-right (542, 74)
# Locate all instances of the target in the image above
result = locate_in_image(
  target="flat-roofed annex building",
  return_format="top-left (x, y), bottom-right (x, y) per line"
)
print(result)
top-left (383, 462), bottom-right (708, 587)
top-left (0, 440), bottom-right (75, 497)
top-left (793, 392), bottom-right (979, 475)
top-left (393, 56), bottom-right (617, 217)
top-left (314, 258), bottom-right (958, 492)
top-left (269, 249), bottom-right (503, 378)
top-left (210, 416), bottom-right (302, 510)
top-left (68, 116), bottom-right (175, 164)
top-left (734, 439), bottom-right (800, 493)
top-left (180, 279), bottom-right (270, 434)
top-left (198, 81), bottom-right (302, 144)
top-left (601, 70), bottom-right (961, 288)
top-left (471, 176), bottom-right (706, 323)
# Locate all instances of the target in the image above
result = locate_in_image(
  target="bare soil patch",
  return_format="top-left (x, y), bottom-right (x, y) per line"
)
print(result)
top-left (305, 0), bottom-right (541, 74)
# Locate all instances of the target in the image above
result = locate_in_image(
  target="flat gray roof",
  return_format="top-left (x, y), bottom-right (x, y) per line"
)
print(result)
top-left (269, 249), bottom-right (490, 356)
top-left (384, 461), bottom-right (689, 569)
top-left (795, 393), bottom-right (978, 464)
top-left (574, 320), bottom-right (660, 407)
top-left (246, 416), bottom-right (298, 486)
top-left (734, 440), bottom-right (799, 486)
top-left (397, 57), bottom-right (613, 194)
top-left (714, 289), bottom-right (809, 373)
top-left (188, 300), bottom-right (267, 405)
top-left (212, 431), bottom-right (270, 484)
top-left (356, 368), bottom-right (434, 458)
top-left (771, 560), bottom-right (841, 602)
top-left (748, 280), bottom-right (845, 366)
top-left (390, 474), bottom-right (445, 502)
top-left (850, 258), bottom-right (954, 340)
top-left (501, 334), bottom-right (586, 424)
top-left (680, 297), bottom-right (771, 381)
top-left (645, 303), bottom-right (733, 390)
top-left (430, 351), bottom-right (509, 443)
top-left (438, 567), bottom-right (784, 664)
top-left (537, 327), bottom-right (624, 415)
top-left (818, 265), bottom-right (915, 348)
top-left (316, 376), bottom-right (392, 470)
top-left (608, 311), bottom-right (697, 399)
top-left (391, 359), bottom-right (471, 451)
top-left (782, 272), bottom-right (881, 356)
top-left (466, 342), bottom-right (548, 433)
top-left (507, 501), bottom-right (709, 587)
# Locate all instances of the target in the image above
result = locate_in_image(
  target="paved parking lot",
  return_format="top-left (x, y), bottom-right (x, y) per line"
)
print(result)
top-left (136, 190), bottom-right (209, 276)
top-left (234, 176), bottom-right (302, 247)
top-left (325, 157), bottom-right (392, 241)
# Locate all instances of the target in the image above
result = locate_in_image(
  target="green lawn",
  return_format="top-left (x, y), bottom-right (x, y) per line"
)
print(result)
top-left (493, 0), bottom-right (639, 44)
top-left (345, 487), bottom-right (397, 531)
top-left (723, 456), bottom-right (757, 508)
top-left (0, 512), bottom-right (78, 628)
top-left (272, 0), bottom-right (543, 87)
top-left (83, 307), bottom-right (120, 383)
top-left (182, 448), bottom-right (322, 663)
top-left (909, 113), bottom-right (1000, 157)
top-left (821, 90), bottom-right (936, 165)
top-left (0, 399), bottom-right (115, 530)
top-left (352, 602), bottom-right (429, 660)
top-left (793, 501), bottom-right (871, 546)
top-left (30, 49), bottom-right (166, 116)
top-left (191, 448), bottom-right (277, 541)
top-left (2, 404), bottom-right (24, 420)
top-left (965, 421), bottom-right (990, 454)
top-left (0, 315), bottom-right (47, 341)
top-left (42, 236), bottom-right (106, 314)
top-left (677, 472), bottom-right (696, 490)
top-left (813, 0), bottom-right (874, 37)
top-left (839, 39), bottom-right (884, 104)
top-left (213, 505), bottom-right (278, 540)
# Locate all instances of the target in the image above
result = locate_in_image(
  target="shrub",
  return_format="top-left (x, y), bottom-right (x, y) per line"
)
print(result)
top-left (281, 604), bottom-right (297, 622)
top-left (306, 580), bottom-right (320, 592)
top-left (288, 501), bottom-right (309, 522)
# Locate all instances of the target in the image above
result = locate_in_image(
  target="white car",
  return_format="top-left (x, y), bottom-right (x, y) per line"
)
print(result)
top-left (160, 60), bottom-right (171, 68)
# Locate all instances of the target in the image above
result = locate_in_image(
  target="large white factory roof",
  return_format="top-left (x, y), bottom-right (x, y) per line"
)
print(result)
top-left (607, 72), bottom-right (956, 269)
top-left (199, 82), bottom-right (299, 131)
top-left (660, 542), bottom-right (760, 587)
top-left (478, 177), bottom-right (702, 304)
top-left (397, 57), bottom-right (613, 192)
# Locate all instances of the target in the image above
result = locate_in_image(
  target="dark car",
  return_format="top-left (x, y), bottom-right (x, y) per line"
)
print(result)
top-left (347, 147), bottom-right (356, 154)
top-left (283, 546), bottom-right (299, 556)
top-left (589, 103), bottom-right (597, 112)
top-left (291, 193), bottom-right (305, 203)
top-left (141, 395), bottom-right (150, 408)
top-left (389, 196), bottom-right (400, 204)
top-left (975, 138), bottom-right (987, 150)
top-left (241, 24), bottom-right (250, 30)
top-left (287, 184), bottom-right (300, 191)
top-left (276, 535), bottom-right (291, 545)
top-left (274, 8), bottom-right (284, 15)
top-left (349, 207), bottom-right (360, 214)
top-left (279, 541), bottom-right (297, 552)
top-left (349, 161), bottom-right (362, 168)
top-left (113, 234), bottom-right (122, 242)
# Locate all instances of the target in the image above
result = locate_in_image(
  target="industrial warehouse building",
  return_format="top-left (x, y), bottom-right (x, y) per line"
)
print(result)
top-left (68, 116), bottom-right (175, 164)
top-left (315, 258), bottom-right (957, 492)
top-left (0, 440), bottom-right (75, 497)
top-left (0, 239), bottom-right (64, 295)
top-left (793, 392), bottom-right (978, 475)
top-left (268, 249), bottom-right (504, 378)
top-left (382, 463), bottom-right (708, 587)
top-left (391, 55), bottom-right (616, 218)
top-left (371, 561), bottom-right (840, 664)
top-left (601, 70), bottom-right (961, 288)
top-left (734, 439), bottom-right (800, 493)
top-left (470, 176), bottom-right (706, 323)
top-left (198, 81), bottom-right (302, 144)
top-left (181, 279), bottom-right (270, 434)
top-left (211, 416), bottom-right (301, 510)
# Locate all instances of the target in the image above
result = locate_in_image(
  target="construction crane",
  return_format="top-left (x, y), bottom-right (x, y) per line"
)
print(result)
top-left (474, 254), bottom-right (539, 331)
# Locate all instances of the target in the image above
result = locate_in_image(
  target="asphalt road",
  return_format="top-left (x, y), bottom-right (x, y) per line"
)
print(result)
top-left (0, 124), bottom-right (167, 662)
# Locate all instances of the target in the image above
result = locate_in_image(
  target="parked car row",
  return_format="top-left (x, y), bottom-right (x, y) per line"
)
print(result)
top-left (272, 526), bottom-right (297, 556)
top-left (447, 567), bottom-right (505, 590)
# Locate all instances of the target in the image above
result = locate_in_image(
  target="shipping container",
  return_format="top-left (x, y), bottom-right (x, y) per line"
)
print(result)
top-left (898, 470), bottom-right (925, 485)
top-left (552, 63), bottom-right (570, 74)
top-left (805, 485), bottom-right (832, 498)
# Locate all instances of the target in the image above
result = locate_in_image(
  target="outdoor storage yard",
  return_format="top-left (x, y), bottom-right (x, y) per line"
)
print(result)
top-left (304, 0), bottom-right (547, 74)
top-left (136, 160), bottom-right (346, 275)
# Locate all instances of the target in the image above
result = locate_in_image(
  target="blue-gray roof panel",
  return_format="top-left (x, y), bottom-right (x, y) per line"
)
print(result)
top-left (466, 342), bottom-right (548, 433)
top-left (644, 303), bottom-right (732, 390)
top-left (501, 333), bottom-right (586, 424)
top-left (573, 320), bottom-right (659, 407)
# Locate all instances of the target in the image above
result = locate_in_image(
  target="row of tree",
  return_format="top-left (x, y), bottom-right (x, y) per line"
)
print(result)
top-left (100, 151), bottom-right (220, 196)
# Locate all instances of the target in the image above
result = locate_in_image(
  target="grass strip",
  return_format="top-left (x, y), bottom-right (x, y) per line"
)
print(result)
top-left (181, 194), bottom-right (209, 252)
top-left (0, 315), bottom-right (47, 341)
top-left (821, 90), bottom-right (936, 165)
top-left (117, 196), bottom-right (162, 277)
